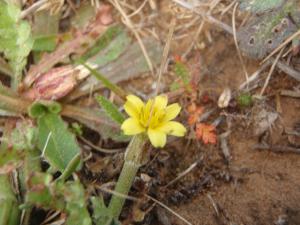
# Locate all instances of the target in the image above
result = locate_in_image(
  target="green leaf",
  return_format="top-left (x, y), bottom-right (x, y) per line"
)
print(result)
top-left (84, 26), bottom-right (130, 67)
top-left (239, 0), bottom-right (285, 13)
top-left (32, 11), bottom-right (59, 53)
top-left (78, 61), bottom-right (127, 99)
top-left (174, 60), bottom-right (190, 85)
top-left (0, 175), bottom-right (20, 225)
top-left (0, 1), bottom-right (33, 89)
top-left (0, 148), bottom-right (23, 174)
top-left (10, 120), bottom-right (38, 151)
top-left (96, 95), bottom-right (125, 124)
top-left (25, 172), bottom-right (59, 209)
top-left (91, 196), bottom-right (120, 225)
top-left (0, 56), bottom-right (13, 77)
top-left (26, 173), bottom-right (92, 225)
top-left (63, 105), bottom-right (129, 142)
top-left (170, 82), bottom-right (181, 91)
top-left (33, 35), bottom-right (57, 52)
top-left (62, 181), bottom-right (92, 225)
top-left (237, 93), bottom-right (253, 107)
top-left (71, 2), bottom-right (97, 29)
top-left (37, 112), bottom-right (81, 172)
top-left (28, 101), bottom-right (62, 118)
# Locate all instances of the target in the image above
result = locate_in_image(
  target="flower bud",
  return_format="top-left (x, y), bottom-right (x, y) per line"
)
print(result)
top-left (23, 65), bottom-right (80, 100)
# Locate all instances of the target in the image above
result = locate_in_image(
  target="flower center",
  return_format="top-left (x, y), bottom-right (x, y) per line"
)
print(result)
top-left (139, 104), bottom-right (166, 129)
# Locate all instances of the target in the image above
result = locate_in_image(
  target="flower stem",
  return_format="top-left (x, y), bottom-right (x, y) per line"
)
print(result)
top-left (108, 134), bottom-right (146, 219)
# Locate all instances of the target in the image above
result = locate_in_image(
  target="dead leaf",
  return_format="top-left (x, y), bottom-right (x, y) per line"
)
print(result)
top-left (187, 103), bottom-right (204, 126)
top-left (196, 123), bottom-right (217, 145)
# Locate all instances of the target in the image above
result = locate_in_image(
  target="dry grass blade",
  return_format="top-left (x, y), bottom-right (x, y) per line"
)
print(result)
top-left (261, 30), bottom-right (300, 64)
top-left (260, 48), bottom-right (284, 96)
top-left (232, 2), bottom-right (249, 84)
top-left (155, 18), bottom-right (176, 96)
top-left (165, 161), bottom-right (198, 188)
top-left (183, 20), bottom-right (205, 58)
top-left (172, 0), bottom-right (233, 34)
top-left (221, 0), bottom-right (237, 16)
top-left (280, 90), bottom-right (300, 98)
top-left (145, 194), bottom-right (193, 225)
top-left (109, 0), bottom-right (154, 75)
top-left (276, 59), bottom-right (300, 82)
top-left (128, 0), bottom-right (148, 18)
top-left (239, 61), bottom-right (271, 90)
top-left (41, 211), bottom-right (61, 225)
top-left (98, 186), bottom-right (139, 202)
top-left (147, 18), bottom-right (176, 127)
top-left (20, 0), bottom-right (48, 19)
top-left (78, 136), bottom-right (123, 154)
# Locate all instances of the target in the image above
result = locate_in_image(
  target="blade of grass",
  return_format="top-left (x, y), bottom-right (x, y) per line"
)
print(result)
top-left (76, 60), bottom-right (127, 100)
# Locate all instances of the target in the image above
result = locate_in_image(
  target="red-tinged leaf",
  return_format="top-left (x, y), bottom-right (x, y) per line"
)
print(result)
top-left (187, 104), bottom-right (204, 126)
top-left (201, 93), bottom-right (211, 104)
top-left (174, 54), bottom-right (183, 63)
top-left (195, 123), bottom-right (217, 145)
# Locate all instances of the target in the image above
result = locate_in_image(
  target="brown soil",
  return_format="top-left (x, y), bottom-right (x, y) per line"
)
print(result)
top-left (164, 30), bottom-right (300, 225)
top-left (83, 1), bottom-right (300, 225)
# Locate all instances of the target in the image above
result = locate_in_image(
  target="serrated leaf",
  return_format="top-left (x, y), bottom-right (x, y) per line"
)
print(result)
top-left (195, 123), bottom-right (217, 145)
top-left (61, 181), bottom-right (92, 225)
top-left (10, 120), bottom-right (37, 151)
top-left (0, 1), bottom-right (33, 88)
top-left (96, 95), bottom-right (125, 124)
top-left (91, 196), bottom-right (118, 225)
top-left (37, 112), bottom-right (80, 172)
top-left (25, 172), bottom-right (58, 209)
top-left (174, 60), bottom-right (190, 85)
top-left (26, 173), bottom-right (91, 225)
top-left (239, 0), bottom-right (285, 13)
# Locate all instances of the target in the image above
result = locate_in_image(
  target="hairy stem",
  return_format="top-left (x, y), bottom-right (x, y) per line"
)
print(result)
top-left (108, 134), bottom-right (147, 219)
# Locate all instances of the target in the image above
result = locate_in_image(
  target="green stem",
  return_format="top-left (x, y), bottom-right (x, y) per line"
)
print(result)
top-left (0, 175), bottom-right (20, 225)
top-left (0, 93), bottom-right (30, 113)
top-left (108, 134), bottom-right (146, 219)
top-left (22, 148), bottom-right (41, 225)
top-left (56, 153), bottom-right (81, 182)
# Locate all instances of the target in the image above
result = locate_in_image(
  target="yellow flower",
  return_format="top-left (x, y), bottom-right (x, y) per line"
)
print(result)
top-left (121, 95), bottom-right (186, 148)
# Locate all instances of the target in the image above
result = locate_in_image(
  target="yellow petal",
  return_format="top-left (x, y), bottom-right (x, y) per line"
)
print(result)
top-left (121, 118), bottom-right (145, 135)
top-left (164, 103), bottom-right (181, 121)
top-left (124, 95), bottom-right (144, 118)
top-left (160, 121), bottom-right (186, 136)
top-left (154, 95), bottom-right (168, 110)
top-left (148, 128), bottom-right (167, 148)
